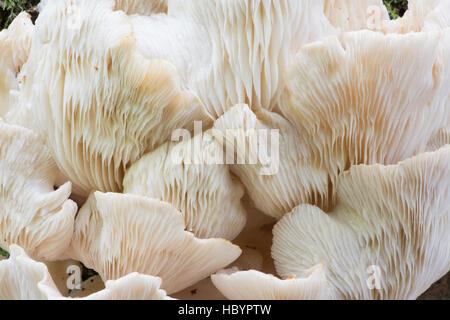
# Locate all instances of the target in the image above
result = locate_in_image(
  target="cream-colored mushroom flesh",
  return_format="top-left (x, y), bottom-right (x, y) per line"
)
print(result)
top-left (69, 192), bottom-right (242, 294)
top-left (10, 0), bottom-right (210, 197)
top-left (130, 0), bottom-right (336, 117)
top-left (0, 12), bottom-right (34, 117)
top-left (123, 130), bottom-right (247, 240)
top-left (272, 146), bottom-right (450, 300)
top-left (323, 0), bottom-right (389, 31)
top-left (213, 104), bottom-right (329, 219)
top-left (114, 0), bottom-right (167, 15)
top-left (0, 121), bottom-right (77, 261)
top-left (212, 264), bottom-right (331, 300)
top-left (82, 273), bottom-right (173, 300)
top-left (280, 29), bottom-right (450, 171)
top-left (0, 245), bottom-right (63, 300)
top-left (0, 245), bottom-right (173, 300)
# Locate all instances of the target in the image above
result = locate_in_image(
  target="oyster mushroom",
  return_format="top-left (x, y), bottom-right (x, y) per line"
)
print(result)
top-left (0, 12), bottom-right (34, 117)
top-left (211, 264), bottom-right (331, 300)
top-left (68, 192), bottom-right (242, 294)
top-left (130, 0), bottom-right (337, 117)
top-left (272, 146), bottom-right (450, 300)
top-left (0, 121), bottom-right (77, 261)
top-left (9, 0), bottom-right (211, 197)
top-left (123, 130), bottom-right (247, 240)
top-left (0, 245), bottom-right (173, 300)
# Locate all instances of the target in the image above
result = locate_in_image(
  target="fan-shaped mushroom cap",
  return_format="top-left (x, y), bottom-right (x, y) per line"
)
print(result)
top-left (382, 0), bottom-right (450, 33)
top-left (0, 12), bottom-right (34, 117)
top-left (212, 264), bottom-right (331, 300)
top-left (114, 0), bottom-right (167, 15)
top-left (323, 0), bottom-right (389, 31)
top-left (213, 104), bottom-right (329, 219)
top-left (69, 192), bottom-right (242, 294)
top-left (214, 29), bottom-right (449, 219)
top-left (278, 29), bottom-right (450, 201)
top-left (9, 0), bottom-right (210, 197)
top-left (0, 245), bottom-right (173, 300)
top-left (84, 273), bottom-right (174, 300)
top-left (428, 127), bottom-right (450, 151)
top-left (0, 245), bottom-right (61, 300)
top-left (0, 121), bottom-right (77, 261)
top-left (131, 0), bottom-right (336, 117)
top-left (123, 130), bottom-right (247, 240)
top-left (272, 146), bottom-right (450, 300)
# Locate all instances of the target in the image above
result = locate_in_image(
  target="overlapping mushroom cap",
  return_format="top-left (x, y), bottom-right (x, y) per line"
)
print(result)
top-left (0, 0), bottom-right (448, 301)
top-left (0, 245), bottom-right (173, 300)
top-left (130, 0), bottom-right (337, 117)
top-left (0, 12), bottom-right (34, 117)
top-left (8, 0), bottom-right (210, 197)
top-left (212, 27), bottom-right (450, 220)
top-left (0, 121), bottom-right (77, 261)
top-left (68, 192), bottom-right (242, 294)
top-left (123, 130), bottom-right (247, 240)
top-left (212, 264), bottom-right (331, 300)
top-left (213, 104), bottom-right (329, 219)
top-left (272, 146), bottom-right (450, 300)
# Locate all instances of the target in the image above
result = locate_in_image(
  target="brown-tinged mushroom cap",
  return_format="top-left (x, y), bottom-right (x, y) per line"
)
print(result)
top-left (272, 146), bottom-right (450, 300)
top-left (9, 0), bottom-right (211, 197)
top-left (211, 264), bottom-right (331, 300)
top-left (68, 192), bottom-right (242, 294)
top-left (114, 0), bottom-right (167, 15)
top-left (123, 130), bottom-right (247, 240)
top-left (0, 121), bottom-right (77, 261)
top-left (0, 12), bottom-right (34, 117)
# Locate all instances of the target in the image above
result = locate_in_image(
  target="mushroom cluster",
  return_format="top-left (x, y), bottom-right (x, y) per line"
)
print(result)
top-left (0, 0), bottom-right (449, 300)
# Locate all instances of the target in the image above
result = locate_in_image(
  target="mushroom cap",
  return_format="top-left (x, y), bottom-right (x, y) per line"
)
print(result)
top-left (213, 29), bottom-right (450, 219)
top-left (69, 192), bottom-right (242, 294)
top-left (272, 146), bottom-right (450, 300)
top-left (0, 245), bottom-right (63, 300)
top-left (83, 273), bottom-right (174, 300)
top-left (131, 0), bottom-right (336, 117)
top-left (211, 264), bottom-right (331, 300)
top-left (123, 130), bottom-right (247, 240)
top-left (0, 12), bottom-right (34, 117)
top-left (114, 0), bottom-right (167, 15)
top-left (280, 29), bottom-right (450, 169)
top-left (323, 0), bottom-right (389, 31)
top-left (0, 121), bottom-right (77, 261)
top-left (213, 104), bottom-right (330, 219)
top-left (0, 245), bottom-right (173, 300)
top-left (10, 0), bottom-right (210, 197)
top-left (274, 29), bottom-right (450, 212)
